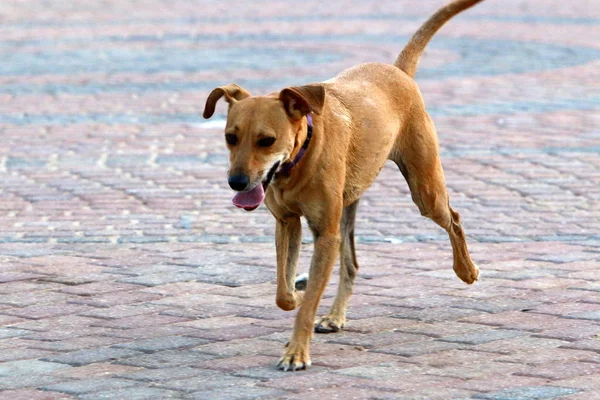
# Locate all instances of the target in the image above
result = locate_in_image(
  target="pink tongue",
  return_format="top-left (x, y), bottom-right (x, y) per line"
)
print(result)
top-left (232, 184), bottom-right (265, 209)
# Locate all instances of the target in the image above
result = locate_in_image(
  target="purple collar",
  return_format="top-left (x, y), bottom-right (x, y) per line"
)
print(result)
top-left (278, 114), bottom-right (313, 177)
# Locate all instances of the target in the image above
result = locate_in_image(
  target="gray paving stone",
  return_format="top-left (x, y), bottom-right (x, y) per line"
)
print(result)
top-left (42, 347), bottom-right (142, 366)
top-left (0, 328), bottom-right (32, 339)
top-left (0, 374), bottom-right (64, 390)
top-left (117, 366), bottom-right (215, 382)
top-left (185, 385), bottom-right (288, 400)
top-left (473, 386), bottom-right (581, 400)
top-left (564, 311), bottom-right (600, 321)
top-left (78, 386), bottom-right (182, 400)
top-left (41, 377), bottom-right (138, 395)
top-left (0, 359), bottom-right (71, 376)
top-left (334, 362), bottom-right (422, 379)
top-left (112, 336), bottom-right (209, 353)
top-left (115, 350), bottom-right (217, 369)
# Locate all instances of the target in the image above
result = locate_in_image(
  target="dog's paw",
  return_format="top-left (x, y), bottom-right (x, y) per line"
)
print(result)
top-left (294, 273), bottom-right (309, 291)
top-left (277, 343), bottom-right (311, 372)
top-left (454, 261), bottom-right (479, 284)
top-left (314, 315), bottom-right (344, 333)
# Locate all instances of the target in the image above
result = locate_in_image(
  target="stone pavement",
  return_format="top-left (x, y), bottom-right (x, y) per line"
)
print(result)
top-left (0, 0), bottom-right (599, 398)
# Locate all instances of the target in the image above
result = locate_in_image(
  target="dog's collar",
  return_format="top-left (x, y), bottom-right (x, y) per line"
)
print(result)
top-left (278, 114), bottom-right (313, 177)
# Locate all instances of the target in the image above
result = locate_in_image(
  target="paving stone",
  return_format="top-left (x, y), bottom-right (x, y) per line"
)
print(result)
top-left (515, 361), bottom-right (600, 380)
top-left (193, 338), bottom-right (283, 358)
top-left (68, 291), bottom-right (164, 308)
top-left (116, 366), bottom-right (212, 382)
top-left (158, 373), bottom-right (258, 393)
top-left (28, 335), bottom-right (126, 352)
top-left (77, 304), bottom-right (172, 320)
top-left (115, 349), bottom-right (217, 369)
top-left (0, 328), bottom-right (32, 339)
top-left (1, 304), bottom-right (92, 320)
top-left (0, 359), bottom-right (71, 376)
top-left (394, 321), bottom-right (491, 338)
top-left (334, 361), bottom-right (428, 379)
top-left (560, 339), bottom-right (600, 354)
top-left (326, 330), bottom-right (426, 349)
top-left (473, 386), bottom-right (581, 400)
top-left (0, 374), bottom-right (65, 391)
top-left (101, 325), bottom-right (201, 340)
top-left (185, 386), bottom-right (288, 400)
top-left (532, 321), bottom-right (600, 341)
top-left (78, 387), bottom-right (181, 400)
top-left (456, 374), bottom-right (550, 393)
top-left (185, 324), bottom-right (284, 341)
top-left (564, 311), bottom-right (600, 321)
top-left (41, 378), bottom-right (138, 395)
top-left (0, 347), bottom-right (57, 363)
top-left (90, 314), bottom-right (191, 329)
top-left (42, 347), bottom-right (142, 366)
top-left (392, 306), bottom-right (484, 322)
top-left (371, 339), bottom-right (466, 357)
top-left (50, 363), bottom-right (143, 379)
top-left (0, 389), bottom-right (73, 400)
top-left (112, 335), bottom-right (208, 353)
top-left (438, 328), bottom-right (527, 345)
top-left (59, 281), bottom-right (145, 296)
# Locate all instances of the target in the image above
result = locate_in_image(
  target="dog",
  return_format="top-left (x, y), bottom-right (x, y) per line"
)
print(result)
top-left (203, 0), bottom-right (482, 371)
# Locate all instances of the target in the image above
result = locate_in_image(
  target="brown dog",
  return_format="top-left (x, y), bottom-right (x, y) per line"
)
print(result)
top-left (203, 0), bottom-right (482, 371)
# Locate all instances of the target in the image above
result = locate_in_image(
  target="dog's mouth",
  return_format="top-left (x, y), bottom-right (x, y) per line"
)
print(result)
top-left (231, 160), bottom-right (281, 212)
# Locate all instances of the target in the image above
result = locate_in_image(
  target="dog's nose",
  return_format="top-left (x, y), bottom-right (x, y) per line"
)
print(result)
top-left (228, 175), bottom-right (250, 191)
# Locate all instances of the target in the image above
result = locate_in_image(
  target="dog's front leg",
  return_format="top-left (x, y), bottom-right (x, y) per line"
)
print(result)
top-left (275, 216), bottom-right (303, 311)
top-left (278, 226), bottom-right (340, 371)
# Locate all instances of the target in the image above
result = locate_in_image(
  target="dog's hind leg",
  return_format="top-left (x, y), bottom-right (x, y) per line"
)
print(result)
top-left (314, 199), bottom-right (360, 333)
top-left (392, 113), bottom-right (479, 284)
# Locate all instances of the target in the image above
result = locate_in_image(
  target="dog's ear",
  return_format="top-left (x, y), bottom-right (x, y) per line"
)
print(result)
top-left (279, 84), bottom-right (325, 120)
top-left (203, 84), bottom-right (251, 119)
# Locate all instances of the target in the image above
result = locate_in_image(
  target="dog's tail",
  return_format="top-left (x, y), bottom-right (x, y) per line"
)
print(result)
top-left (394, 0), bottom-right (483, 78)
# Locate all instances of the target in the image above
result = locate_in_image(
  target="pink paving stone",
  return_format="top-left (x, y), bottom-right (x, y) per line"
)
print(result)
top-left (272, 385), bottom-right (390, 400)
top-left (561, 339), bottom-right (600, 354)
top-left (59, 281), bottom-right (145, 295)
top-left (457, 374), bottom-right (552, 392)
top-left (0, 390), bottom-right (73, 400)
top-left (310, 347), bottom-right (406, 369)
top-left (1, 304), bottom-right (94, 320)
top-left (532, 321), bottom-right (600, 342)
top-left (185, 324), bottom-right (284, 342)
top-left (0, 273), bottom-right (47, 283)
top-left (50, 363), bottom-right (143, 379)
top-left (474, 336), bottom-right (573, 355)
top-left (90, 314), bottom-right (192, 329)
top-left (261, 371), bottom-right (372, 393)
top-left (193, 354), bottom-right (276, 372)
top-left (67, 290), bottom-right (164, 307)
top-left (515, 361), bottom-right (600, 380)
top-left (0, 315), bottom-right (28, 326)
top-left (461, 311), bottom-right (570, 331)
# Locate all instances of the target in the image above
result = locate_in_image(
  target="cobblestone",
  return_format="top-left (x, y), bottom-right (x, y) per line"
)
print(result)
top-left (1, 0), bottom-right (599, 398)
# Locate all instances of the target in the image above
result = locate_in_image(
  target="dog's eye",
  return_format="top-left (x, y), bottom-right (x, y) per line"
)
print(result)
top-left (257, 137), bottom-right (276, 148)
top-left (225, 134), bottom-right (238, 146)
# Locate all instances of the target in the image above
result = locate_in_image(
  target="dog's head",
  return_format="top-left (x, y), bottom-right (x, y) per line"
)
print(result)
top-left (203, 83), bottom-right (325, 211)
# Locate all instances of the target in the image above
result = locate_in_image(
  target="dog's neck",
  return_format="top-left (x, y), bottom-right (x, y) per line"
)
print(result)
top-left (278, 114), bottom-right (313, 177)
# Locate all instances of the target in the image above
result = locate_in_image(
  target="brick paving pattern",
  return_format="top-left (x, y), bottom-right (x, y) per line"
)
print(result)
top-left (0, 0), bottom-right (599, 398)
